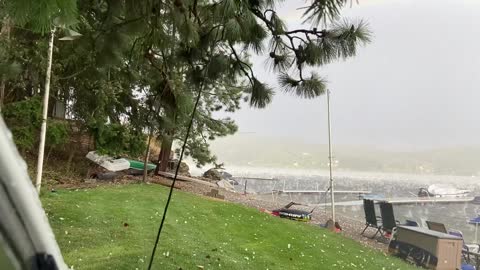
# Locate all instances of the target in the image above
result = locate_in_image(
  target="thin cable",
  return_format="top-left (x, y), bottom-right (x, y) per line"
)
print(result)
top-left (147, 8), bottom-right (226, 268)
top-left (324, 186), bottom-right (330, 216)
top-left (146, 83), bottom-right (204, 270)
top-left (308, 183), bottom-right (330, 214)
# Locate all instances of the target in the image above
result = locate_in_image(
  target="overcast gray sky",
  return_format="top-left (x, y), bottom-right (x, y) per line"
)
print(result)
top-left (228, 0), bottom-right (480, 149)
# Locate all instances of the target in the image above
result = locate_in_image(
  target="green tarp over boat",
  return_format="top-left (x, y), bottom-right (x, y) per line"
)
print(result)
top-left (127, 159), bottom-right (156, 170)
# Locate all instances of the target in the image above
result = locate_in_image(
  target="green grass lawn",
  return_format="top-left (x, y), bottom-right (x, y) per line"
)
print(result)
top-left (42, 184), bottom-right (417, 270)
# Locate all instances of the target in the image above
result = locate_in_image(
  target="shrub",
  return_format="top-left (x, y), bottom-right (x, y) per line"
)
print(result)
top-left (92, 122), bottom-right (146, 157)
top-left (2, 97), bottom-right (42, 151)
top-left (46, 120), bottom-right (69, 149)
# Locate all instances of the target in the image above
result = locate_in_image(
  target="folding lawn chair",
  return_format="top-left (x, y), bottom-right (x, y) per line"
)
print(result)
top-left (449, 229), bottom-right (480, 262)
top-left (360, 199), bottom-right (383, 238)
top-left (379, 202), bottom-right (399, 239)
top-left (426, 221), bottom-right (479, 262)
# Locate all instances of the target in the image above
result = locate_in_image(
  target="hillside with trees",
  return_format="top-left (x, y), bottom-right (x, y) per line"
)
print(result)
top-left (209, 135), bottom-right (480, 176)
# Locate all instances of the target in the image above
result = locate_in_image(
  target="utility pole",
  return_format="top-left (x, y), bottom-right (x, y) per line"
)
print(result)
top-left (327, 89), bottom-right (335, 222)
top-left (35, 28), bottom-right (56, 193)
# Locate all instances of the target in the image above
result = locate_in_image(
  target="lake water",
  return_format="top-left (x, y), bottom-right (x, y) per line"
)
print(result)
top-left (193, 166), bottom-right (480, 244)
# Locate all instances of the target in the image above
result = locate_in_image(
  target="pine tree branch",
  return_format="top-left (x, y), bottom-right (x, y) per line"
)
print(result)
top-left (250, 8), bottom-right (326, 47)
top-left (102, 16), bottom-right (146, 32)
top-left (286, 35), bottom-right (296, 53)
top-left (284, 28), bottom-right (326, 37)
top-left (57, 66), bottom-right (90, 80)
top-left (263, 9), bottom-right (275, 18)
top-left (292, 36), bottom-right (307, 44)
top-left (145, 51), bottom-right (169, 80)
top-left (192, 0), bottom-right (201, 25)
top-left (250, 8), bottom-right (275, 34)
top-left (228, 43), bottom-right (254, 86)
top-left (128, 36), bottom-right (143, 64)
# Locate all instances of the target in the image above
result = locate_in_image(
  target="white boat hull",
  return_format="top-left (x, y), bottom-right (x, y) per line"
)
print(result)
top-left (426, 184), bottom-right (471, 198)
top-left (86, 151), bottom-right (130, 172)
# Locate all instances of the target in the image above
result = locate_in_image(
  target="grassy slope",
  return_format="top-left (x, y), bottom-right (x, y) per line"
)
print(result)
top-left (42, 184), bottom-right (416, 270)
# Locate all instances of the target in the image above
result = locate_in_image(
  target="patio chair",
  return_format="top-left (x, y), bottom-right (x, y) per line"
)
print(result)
top-left (426, 221), bottom-right (448, 233)
top-left (379, 202), bottom-right (399, 237)
top-left (449, 229), bottom-right (480, 262)
top-left (461, 264), bottom-right (476, 270)
top-left (426, 221), bottom-right (479, 262)
top-left (360, 199), bottom-right (382, 238)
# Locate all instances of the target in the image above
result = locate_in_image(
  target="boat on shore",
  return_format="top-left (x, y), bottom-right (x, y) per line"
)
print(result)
top-left (418, 184), bottom-right (471, 198)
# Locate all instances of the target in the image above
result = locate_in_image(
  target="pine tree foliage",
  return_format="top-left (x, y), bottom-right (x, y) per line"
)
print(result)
top-left (249, 1), bottom-right (370, 99)
top-left (249, 78), bottom-right (274, 108)
top-left (303, 0), bottom-right (351, 25)
top-left (279, 73), bottom-right (327, 98)
top-left (4, 0), bottom-right (77, 33)
top-left (1, 0), bottom-right (371, 165)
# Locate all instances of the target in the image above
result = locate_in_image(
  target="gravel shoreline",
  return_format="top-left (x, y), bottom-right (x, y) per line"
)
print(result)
top-left (148, 175), bottom-right (389, 252)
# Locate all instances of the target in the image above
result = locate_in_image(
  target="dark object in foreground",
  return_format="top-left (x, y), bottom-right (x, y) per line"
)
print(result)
top-left (271, 202), bottom-right (312, 222)
top-left (0, 116), bottom-right (67, 268)
top-left (389, 225), bottom-right (462, 269)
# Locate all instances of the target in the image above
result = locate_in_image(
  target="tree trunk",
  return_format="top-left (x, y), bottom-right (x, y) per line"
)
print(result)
top-left (0, 76), bottom-right (5, 112)
top-left (142, 130), bottom-right (153, 182)
top-left (0, 18), bottom-right (11, 112)
top-left (46, 146), bottom-right (53, 165)
top-left (155, 137), bottom-right (173, 174)
top-left (66, 147), bottom-right (76, 173)
top-left (154, 148), bottom-right (162, 175)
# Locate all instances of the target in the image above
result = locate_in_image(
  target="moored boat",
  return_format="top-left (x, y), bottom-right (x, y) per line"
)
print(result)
top-left (418, 184), bottom-right (470, 198)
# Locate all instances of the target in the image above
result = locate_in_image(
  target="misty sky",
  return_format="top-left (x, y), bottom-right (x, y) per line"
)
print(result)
top-left (227, 0), bottom-right (480, 149)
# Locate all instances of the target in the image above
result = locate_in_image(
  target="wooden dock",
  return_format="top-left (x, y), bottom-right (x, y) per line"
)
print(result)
top-left (273, 190), bottom-right (371, 194)
top-left (383, 196), bottom-right (475, 205)
top-left (320, 196), bottom-right (476, 207)
top-left (235, 177), bottom-right (278, 181)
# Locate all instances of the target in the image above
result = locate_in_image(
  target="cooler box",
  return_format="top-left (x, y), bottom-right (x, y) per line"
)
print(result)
top-left (389, 225), bottom-right (462, 270)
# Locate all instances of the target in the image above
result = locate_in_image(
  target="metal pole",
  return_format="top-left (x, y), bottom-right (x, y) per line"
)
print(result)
top-left (35, 27), bottom-right (56, 193)
top-left (327, 89), bottom-right (335, 222)
top-left (476, 223), bottom-right (478, 244)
